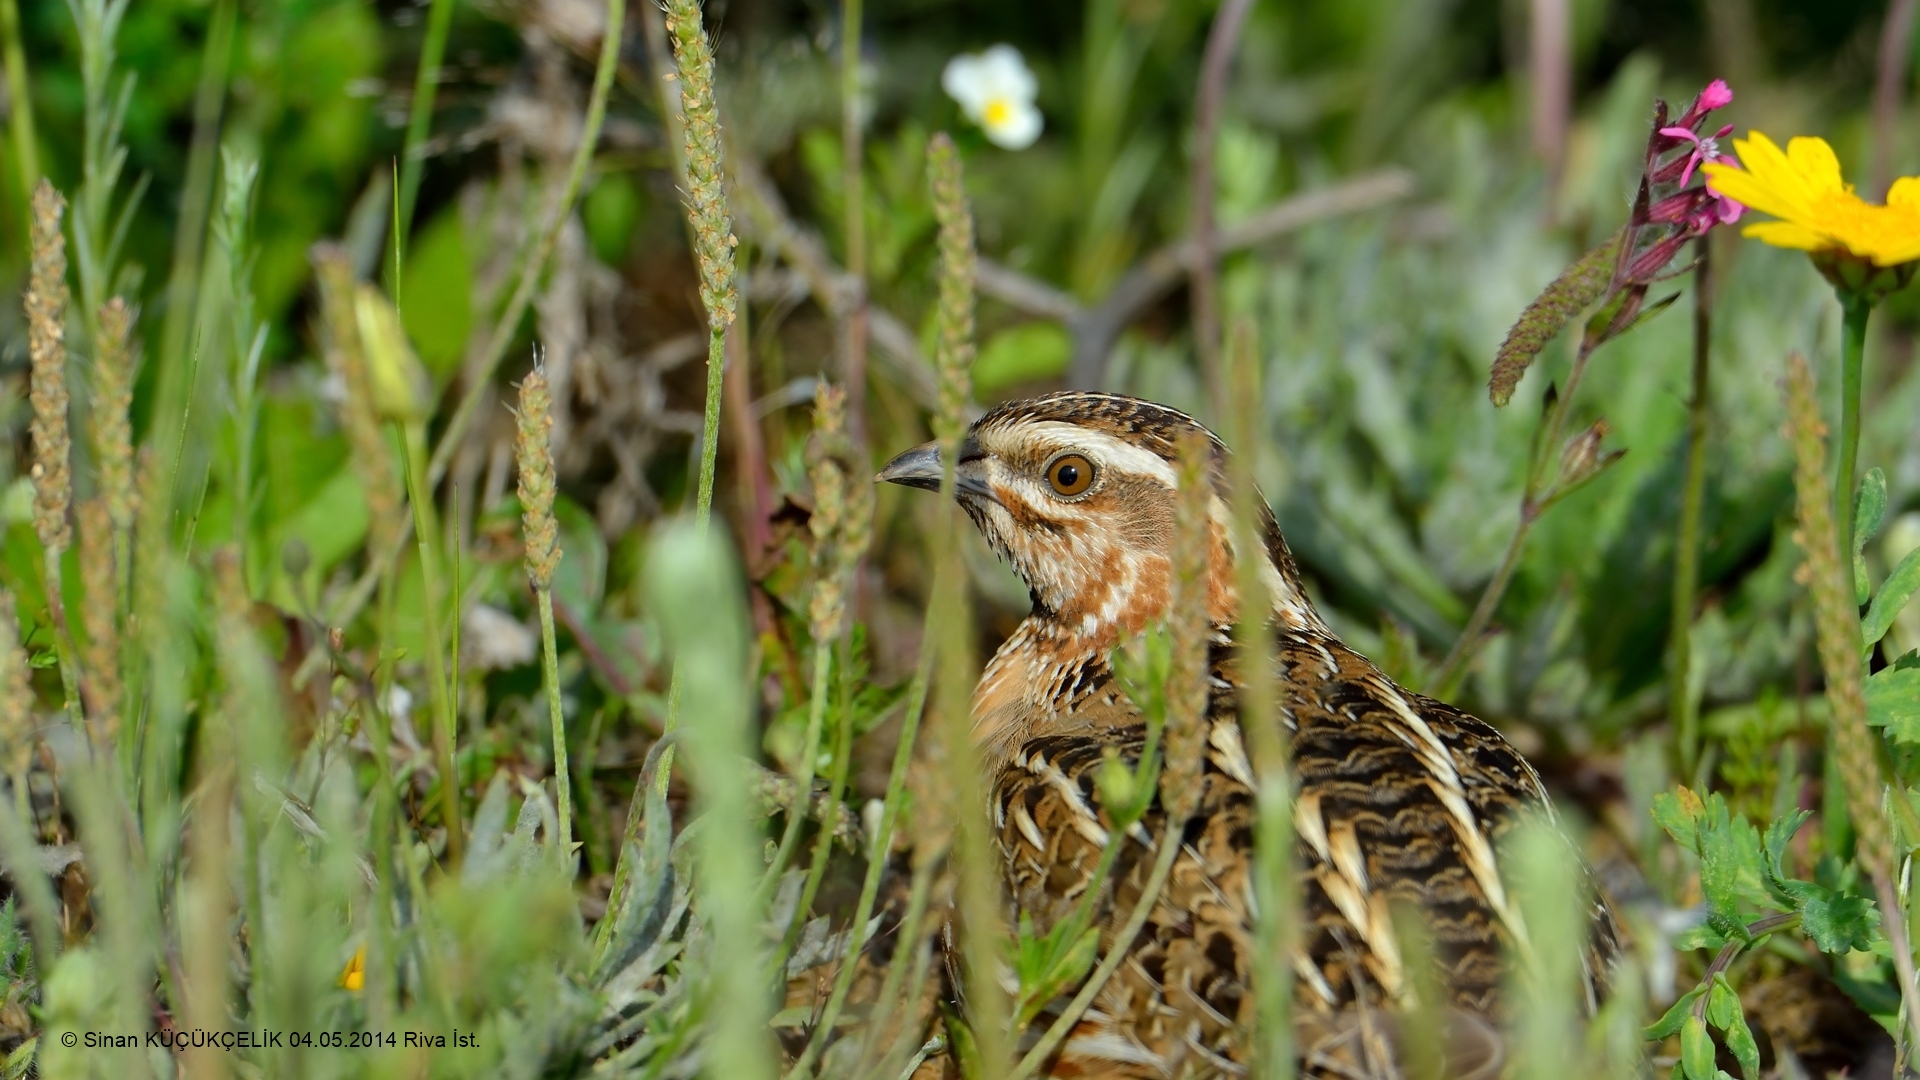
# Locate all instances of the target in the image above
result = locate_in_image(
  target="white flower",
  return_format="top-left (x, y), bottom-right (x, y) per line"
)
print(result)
top-left (942, 45), bottom-right (1042, 150)
top-left (384, 685), bottom-right (414, 724)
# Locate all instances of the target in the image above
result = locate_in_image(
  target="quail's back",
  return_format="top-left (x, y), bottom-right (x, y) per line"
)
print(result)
top-left (878, 392), bottom-right (1619, 1078)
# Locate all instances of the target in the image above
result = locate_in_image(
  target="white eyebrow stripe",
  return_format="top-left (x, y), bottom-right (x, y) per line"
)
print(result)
top-left (1014, 423), bottom-right (1181, 488)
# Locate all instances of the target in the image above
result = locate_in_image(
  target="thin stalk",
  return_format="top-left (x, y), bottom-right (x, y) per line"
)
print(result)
top-left (42, 550), bottom-right (85, 732)
top-left (179, 756), bottom-right (232, 1080)
top-left (1434, 505), bottom-right (1535, 694)
top-left (645, 322), bottom-right (723, 799)
top-left (398, 422), bottom-right (462, 864)
top-left (839, 0), bottom-right (868, 442)
top-left (361, 651), bottom-right (402, 1025)
top-left (1672, 238), bottom-right (1712, 778)
top-left (1435, 333), bottom-right (1603, 692)
top-left (854, 852), bottom-right (941, 1076)
top-left (65, 762), bottom-right (157, 1080)
top-left (535, 585), bottom-right (571, 852)
top-left (151, 0), bottom-right (234, 517)
top-left (0, 0), bottom-right (37, 203)
top-left (759, 640), bottom-right (831, 900)
top-left (426, 0), bottom-right (623, 487)
top-left (773, 632), bottom-right (856, 975)
top-left (0, 793), bottom-right (60, 966)
top-left (1189, 0), bottom-right (1256, 412)
top-left (891, 1034), bottom-right (944, 1080)
top-left (1007, 817), bottom-right (1185, 1080)
top-left (1226, 319), bottom-right (1294, 1078)
top-left (395, 0), bottom-right (455, 245)
top-left (942, 592), bottom-right (1007, 1076)
top-left (787, 622), bottom-right (939, 1078)
top-left (1835, 292), bottom-right (1871, 566)
top-left (693, 328), bottom-right (727, 530)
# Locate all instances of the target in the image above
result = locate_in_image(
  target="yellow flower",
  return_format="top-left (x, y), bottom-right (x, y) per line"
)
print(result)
top-left (340, 945), bottom-right (366, 992)
top-left (1702, 133), bottom-right (1920, 267)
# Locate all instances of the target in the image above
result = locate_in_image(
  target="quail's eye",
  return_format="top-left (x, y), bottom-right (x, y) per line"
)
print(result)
top-left (1045, 453), bottom-right (1095, 497)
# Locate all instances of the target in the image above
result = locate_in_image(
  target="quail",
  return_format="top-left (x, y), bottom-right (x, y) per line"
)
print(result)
top-left (878, 391), bottom-right (1619, 1078)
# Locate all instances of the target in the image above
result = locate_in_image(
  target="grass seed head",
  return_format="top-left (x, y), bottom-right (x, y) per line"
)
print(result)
top-left (516, 366), bottom-right (562, 591)
top-left (78, 499), bottom-right (122, 747)
top-left (665, 0), bottom-right (738, 332)
top-left (807, 384), bottom-right (851, 641)
top-left (1782, 352), bottom-right (1891, 879)
top-left (928, 133), bottom-right (976, 447)
top-left (1164, 429), bottom-right (1213, 820)
top-left (27, 180), bottom-right (74, 554)
top-left (92, 297), bottom-right (138, 535)
top-left (0, 591), bottom-right (33, 780)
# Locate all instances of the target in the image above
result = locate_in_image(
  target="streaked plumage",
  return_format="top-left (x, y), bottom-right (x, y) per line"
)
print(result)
top-left (879, 392), bottom-right (1619, 1078)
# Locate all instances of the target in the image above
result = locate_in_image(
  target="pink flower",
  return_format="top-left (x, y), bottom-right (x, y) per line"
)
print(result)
top-left (1657, 123), bottom-right (1735, 187)
top-left (1671, 79), bottom-right (1734, 131)
top-left (1695, 78), bottom-right (1733, 113)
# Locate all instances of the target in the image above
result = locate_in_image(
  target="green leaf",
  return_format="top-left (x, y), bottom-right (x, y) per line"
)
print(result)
top-left (1708, 975), bottom-right (1760, 1080)
top-left (1598, 288), bottom-right (1681, 345)
top-left (585, 172), bottom-right (643, 266)
top-left (1011, 914), bottom-right (1100, 1029)
top-left (1867, 666), bottom-right (1920, 742)
top-left (1703, 975), bottom-right (1737, 1028)
top-left (1489, 230), bottom-right (1620, 406)
top-left (551, 496), bottom-right (608, 617)
top-left (1652, 787), bottom-right (1706, 856)
top-left (595, 740), bottom-right (678, 983)
top-left (973, 322), bottom-right (1071, 395)
top-left (5, 1037), bottom-right (37, 1080)
top-left (1645, 985), bottom-right (1707, 1039)
top-left (1692, 791), bottom-right (1777, 923)
top-left (1779, 878), bottom-right (1879, 953)
top-left (1674, 922), bottom-right (1728, 951)
top-left (1863, 545), bottom-right (1920, 655)
top-left (1653, 789), bottom-right (1784, 934)
top-left (1761, 809), bottom-right (1811, 883)
top-left (941, 1005), bottom-right (983, 1080)
top-left (1854, 467), bottom-right (1889, 556)
top-left (1111, 623), bottom-right (1173, 730)
top-left (398, 203), bottom-right (473, 379)
top-left (1854, 468), bottom-right (1889, 604)
top-left (1680, 1015), bottom-right (1717, 1080)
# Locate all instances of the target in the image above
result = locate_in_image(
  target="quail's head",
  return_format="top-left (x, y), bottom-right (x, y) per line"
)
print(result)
top-left (877, 392), bottom-right (1321, 646)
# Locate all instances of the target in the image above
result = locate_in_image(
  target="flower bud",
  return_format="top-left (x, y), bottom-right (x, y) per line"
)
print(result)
top-left (1557, 418), bottom-right (1622, 493)
top-left (353, 285), bottom-right (433, 422)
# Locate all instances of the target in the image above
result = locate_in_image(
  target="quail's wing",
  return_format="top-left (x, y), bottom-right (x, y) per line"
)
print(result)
top-left (984, 635), bottom-right (1616, 1078)
top-left (1279, 633), bottom-right (1619, 1019)
top-left (992, 717), bottom-right (1266, 1079)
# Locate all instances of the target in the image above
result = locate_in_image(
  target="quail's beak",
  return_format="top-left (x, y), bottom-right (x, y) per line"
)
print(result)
top-left (876, 441), bottom-right (999, 503)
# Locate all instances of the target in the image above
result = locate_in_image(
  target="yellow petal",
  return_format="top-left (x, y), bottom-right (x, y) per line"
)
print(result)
top-left (1741, 221), bottom-right (1831, 251)
top-left (1871, 242), bottom-right (1920, 267)
top-left (1725, 132), bottom-right (1819, 223)
top-left (1866, 221), bottom-right (1920, 266)
top-left (340, 946), bottom-right (366, 991)
top-left (1784, 136), bottom-right (1847, 195)
top-left (1888, 176), bottom-right (1920, 212)
top-left (1701, 160), bottom-right (1803, 223)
